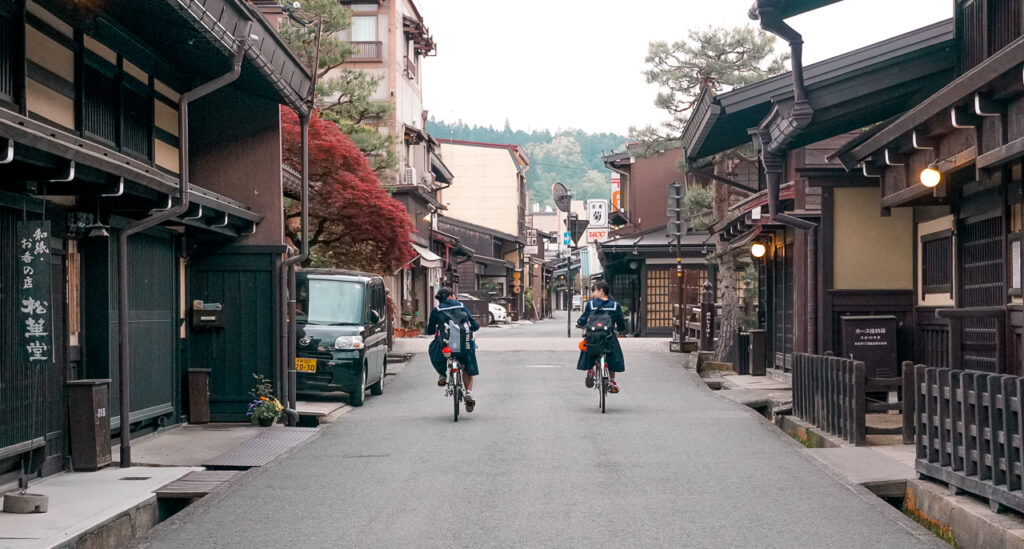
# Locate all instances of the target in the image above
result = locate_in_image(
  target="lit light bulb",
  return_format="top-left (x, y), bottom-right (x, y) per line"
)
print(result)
top-left (751, 243), bottom-right (766, 258)
top-left (920, 167), bottom-right (941, 188)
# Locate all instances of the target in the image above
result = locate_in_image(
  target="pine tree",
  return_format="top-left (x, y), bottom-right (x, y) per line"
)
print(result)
top-left (639, 25), bottom-right (787, 363)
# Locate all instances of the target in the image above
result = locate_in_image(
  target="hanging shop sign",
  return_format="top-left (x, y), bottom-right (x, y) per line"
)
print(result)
top-left (17, 221), bottom-right (53, 366)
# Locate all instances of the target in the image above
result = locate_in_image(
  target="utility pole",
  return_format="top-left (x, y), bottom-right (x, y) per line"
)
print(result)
top-left (667, 182), bottom-right (686, 344)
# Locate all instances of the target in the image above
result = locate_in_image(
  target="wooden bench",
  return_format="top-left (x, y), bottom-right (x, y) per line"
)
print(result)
top-left (155, 470), bottom-right (240, 501)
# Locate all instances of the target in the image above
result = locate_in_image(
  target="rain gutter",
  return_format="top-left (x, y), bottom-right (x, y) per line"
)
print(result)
top-left (117, 43), bottom-right (247, 468)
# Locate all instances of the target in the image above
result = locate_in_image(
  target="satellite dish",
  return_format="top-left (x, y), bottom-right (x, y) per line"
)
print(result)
top-left (551, 182), bottom-right (572, 213)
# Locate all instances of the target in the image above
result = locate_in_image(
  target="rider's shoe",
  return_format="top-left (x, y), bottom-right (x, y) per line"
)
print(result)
top-left (464, 392), bottom-right (475, 413)
top-left (609, 381), bottom-right (619, 393)
top-left (585, 370), bottom-right (595, 388)
top-left (437, 375), bottom-right (447, 387)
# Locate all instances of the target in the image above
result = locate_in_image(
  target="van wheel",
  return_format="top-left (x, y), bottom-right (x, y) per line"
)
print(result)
top-left (369, 363), bottom-right (385, 396)
top-left (489, 313), bottom-right (495, 325)
top-left (349, 367), bottom-right (366, 407)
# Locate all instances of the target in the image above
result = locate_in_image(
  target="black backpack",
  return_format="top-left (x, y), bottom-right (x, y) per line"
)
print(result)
top-left (438, 305), bottom-right (473, 357)
top-left (584, 305), bottom-right (615, 355)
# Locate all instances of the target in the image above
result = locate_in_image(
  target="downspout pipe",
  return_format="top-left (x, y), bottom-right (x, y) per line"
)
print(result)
top-left (750, 4), bottom-right (816, 232)
top-left (116, 44), bottom-right (246, 468)
top-left (278, 112), bottom-right (309, 426)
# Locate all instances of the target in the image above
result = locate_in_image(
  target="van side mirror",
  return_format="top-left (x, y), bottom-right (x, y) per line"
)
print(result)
top-left (368, 309), bottom-right (381, 324)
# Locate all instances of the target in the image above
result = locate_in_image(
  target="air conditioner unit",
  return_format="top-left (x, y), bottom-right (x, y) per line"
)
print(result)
top-left (404, 166), bottom-right (416, 186)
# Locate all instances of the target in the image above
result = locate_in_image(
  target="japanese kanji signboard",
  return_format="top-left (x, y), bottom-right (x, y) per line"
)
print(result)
top-left (17, 221), bottom-right (52, 367)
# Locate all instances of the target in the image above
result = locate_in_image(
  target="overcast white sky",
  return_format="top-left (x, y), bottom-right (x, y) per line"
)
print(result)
top-left (415, 0), bottom-right (952, 135)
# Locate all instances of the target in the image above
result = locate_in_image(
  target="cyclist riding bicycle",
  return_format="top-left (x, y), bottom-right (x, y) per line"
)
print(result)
top-left (576, 281), bottom-right (627, 392)
top-left (427, 288), bottom-right (481, 412)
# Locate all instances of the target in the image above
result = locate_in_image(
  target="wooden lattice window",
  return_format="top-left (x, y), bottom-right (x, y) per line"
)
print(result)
top-left (82, 61), bottom-right (118, 145)
top-left (0, 11), bottom-right (16, 106)
top-left (645, 268), bottom-right (672, 329)
top-left (922, 230), bottom-right (953, 295)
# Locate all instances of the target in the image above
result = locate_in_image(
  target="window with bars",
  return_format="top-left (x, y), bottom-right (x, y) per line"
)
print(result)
top-left (958, 0), bottom-right (1023, 73)
top-left (645, 268), bottom-right (672, 329)
top-left (921, 230), bottom-right (953, 295)
top-left (0, 11), bottom-right (16, 106)
top-left (81, 49), bottom-right (154, 160)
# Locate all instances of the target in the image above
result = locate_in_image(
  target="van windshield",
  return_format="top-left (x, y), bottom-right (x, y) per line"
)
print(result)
top-left (297, 278), bottom-right (364, 325)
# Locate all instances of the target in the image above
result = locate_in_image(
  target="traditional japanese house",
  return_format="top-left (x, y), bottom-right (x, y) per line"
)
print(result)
top-left (680, 10), bottom-right (955, 370)
top-left (437, 215), bottom-right (525, 316)
top-left (835, 0), bottom-right (1024, 375)
top-left (0, 0), bottom-right (309, 478)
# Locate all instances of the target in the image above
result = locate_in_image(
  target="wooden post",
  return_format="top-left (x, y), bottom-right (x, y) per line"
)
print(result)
top-left (902, 361), bottom-right (915, 444)
top-left (700, 281), bottom-right (714, 351)
top-left (854, 360), bottom-right (867, 446)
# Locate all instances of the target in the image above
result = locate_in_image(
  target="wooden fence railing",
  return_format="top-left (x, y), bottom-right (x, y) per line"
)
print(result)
top-left (792, 353), bottom-right (911, 446)
top-left (914, 365), bottom-right (1024, 514)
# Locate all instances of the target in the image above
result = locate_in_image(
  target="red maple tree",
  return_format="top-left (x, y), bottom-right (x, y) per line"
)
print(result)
top-left (281, 108), bottom-right (415, 271)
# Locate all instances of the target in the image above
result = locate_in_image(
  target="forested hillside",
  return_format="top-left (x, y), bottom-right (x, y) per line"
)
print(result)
top-left (427, 118), bottom-right (627, 207)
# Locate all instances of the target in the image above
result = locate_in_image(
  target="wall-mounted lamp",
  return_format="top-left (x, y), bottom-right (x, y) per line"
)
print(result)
top-left (751, 242), bottom-right (767, 259)
top-left (628, 260), bottom-right (639, 270)
top-left (920, 165), bottom-right (941, 188)
top-left (422, 212), bottom-right (433, 222)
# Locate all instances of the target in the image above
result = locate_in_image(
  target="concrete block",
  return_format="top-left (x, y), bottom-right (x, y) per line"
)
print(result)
top-left (906, 479), bottom-right (1024, 549)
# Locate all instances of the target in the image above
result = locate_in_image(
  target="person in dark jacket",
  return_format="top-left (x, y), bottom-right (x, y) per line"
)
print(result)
top-left (427, 287), bottom-right (481, 411)
top-left (576, 280), bottom-right (627, 392)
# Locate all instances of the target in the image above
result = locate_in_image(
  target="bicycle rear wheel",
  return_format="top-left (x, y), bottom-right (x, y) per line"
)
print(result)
top-left (453, 370), bottom-right (461, 422)
top-left (599, 357), bottom-right (608, 414)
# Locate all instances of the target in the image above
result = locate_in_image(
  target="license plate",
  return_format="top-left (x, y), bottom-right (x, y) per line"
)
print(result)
top-left (295, 358), bottom-right (317, 373)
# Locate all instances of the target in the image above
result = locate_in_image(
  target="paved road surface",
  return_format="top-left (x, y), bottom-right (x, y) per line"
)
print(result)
top-left (142, 314), bottom-right (936, 548)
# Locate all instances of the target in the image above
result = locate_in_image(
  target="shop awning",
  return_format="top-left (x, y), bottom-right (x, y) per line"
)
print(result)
top-left (412, 243), bottom-right (442, 269)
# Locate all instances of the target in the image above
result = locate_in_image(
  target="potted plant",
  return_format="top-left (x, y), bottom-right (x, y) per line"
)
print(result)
top-left (394, 326), bottom-right (407, 338)
top-left (406, 319), bottom-right (422, 338)
top-left (247, 374), bottom-right (283, 427)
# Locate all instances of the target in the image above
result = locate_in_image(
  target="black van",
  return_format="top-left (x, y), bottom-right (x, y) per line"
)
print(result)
top-left (295, 269), bottom-right (388, 406)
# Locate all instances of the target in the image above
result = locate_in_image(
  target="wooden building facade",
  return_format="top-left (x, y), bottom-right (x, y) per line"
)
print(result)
top-left (0, 0), bottom-right (309, 480)
top-left (836, 0), bottom-right (1024, 376)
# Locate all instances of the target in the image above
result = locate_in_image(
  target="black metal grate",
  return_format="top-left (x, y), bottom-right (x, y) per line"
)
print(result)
top-left (203, 428), bottom-right (318, 469)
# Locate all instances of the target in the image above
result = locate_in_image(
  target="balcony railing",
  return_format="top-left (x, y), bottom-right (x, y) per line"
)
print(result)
top-left (349, 41), bottom-right (382, 62)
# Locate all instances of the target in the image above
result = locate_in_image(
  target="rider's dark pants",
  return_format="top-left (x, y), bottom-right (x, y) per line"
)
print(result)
top-left (576, 336), bottom-right (625, 372)
top-left (429, 337), bottom-right (479, 376)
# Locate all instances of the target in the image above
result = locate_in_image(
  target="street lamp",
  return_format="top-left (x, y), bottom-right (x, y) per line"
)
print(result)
top-left (751, 242), bottom-right (766, 259)
top-left (920, 166), bottom-right (941, 188)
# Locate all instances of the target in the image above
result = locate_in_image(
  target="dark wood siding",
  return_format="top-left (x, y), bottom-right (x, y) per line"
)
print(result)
top-left (189, 249), bottom-right (278, 422)
top-left (0, 206), bottom-right (67, 474)
top-left (959, 213), bottom-right (1004, 371)
top-left (0, 11), bottom-right (15, 104)
top-left (121, 81), bottom-right (151, 159)
top-left (772, 234), bottom-right (795, 369)
top-left (82, 61), bottom-right (118, 145)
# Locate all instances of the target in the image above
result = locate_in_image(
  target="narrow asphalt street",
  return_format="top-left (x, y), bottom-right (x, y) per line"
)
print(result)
top-left (141, 313), bottom-right (934, 548)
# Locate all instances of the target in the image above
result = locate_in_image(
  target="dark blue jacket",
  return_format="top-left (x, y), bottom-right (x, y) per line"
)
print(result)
top-left (576, 298), bottom-right (626, 372)
top-left (576, 298), bottom-right (626, 332)
top-left (426, 299), bottom-right (480, 336)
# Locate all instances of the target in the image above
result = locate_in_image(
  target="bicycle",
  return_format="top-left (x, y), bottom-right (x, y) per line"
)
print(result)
top-left (580, 337), bottom-right (611, 414)
top-left (442, 347), bottom-right (464, 422)
top-left (593, 352), bottom-right (610, 414)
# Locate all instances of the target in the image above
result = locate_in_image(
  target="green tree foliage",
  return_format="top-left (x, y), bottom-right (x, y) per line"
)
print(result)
top-left (640, 25), bottom-right (787, 363)
top-left (278, 0), bottom-right (397, 171)
top-left (427, 119), bottom-right (626, 207)
top-left (643, 26), bottom-right (788, 135)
